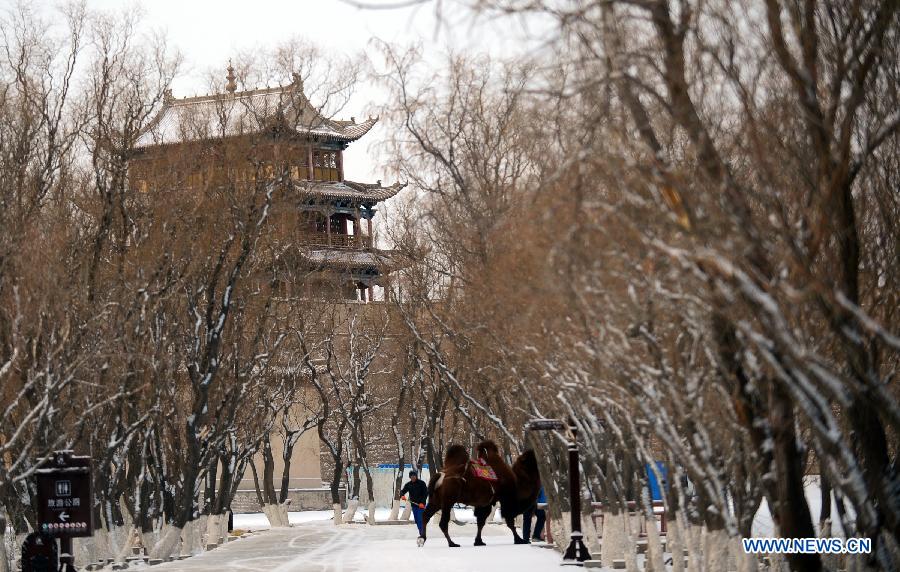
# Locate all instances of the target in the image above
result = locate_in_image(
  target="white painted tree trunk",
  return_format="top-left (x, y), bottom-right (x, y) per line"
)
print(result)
top-left (343, 499), bottom-right (359, 523)
top-left (114, 526), bottom-right (138, 562)
top-left (733, 536), bottom-right (757, 572)
top-left (149, 525), bottom-right (182, 560)
top-left (492, 505), bottom-right (503, 523)
top-left (400, 501), bottom-right (412, 521)
top-left (142, 528), bottom-right (158, 557)
top-left (205, 514), bottom-right (220, 548)
top-left (769, 552), bottom-right (788, 572)
top-left (389, 499), bottom-right (401, 521)
top-left (192, 515), bottom-right (207, 553)
top-left (600, 510), bottom-right (626, 569)
top-left (686, 524), bottom-right (702, 572)
top-left (582, 513), bottom-right (601, 556)
top-left (218, 511), bottom-right (230, 543)
top-left (703, 527), bottom-right (729, 572)
top-left (263, 504), bottom-right (288, 527)
top-left (667, 517), bottom-right (686, 572)
top-left (110, 525), bottom-right (127, 560)
top-left (75, 533), bottom-right (99, 567)
top-left (92, 527), bottom-right (110, 564)
top-left (333, 503), bottom-right (343, 525)
top-left (557, 512), bottom-right (572, 551)
top-left (0, 522), bottom-right (8, 572)
top-left (367, 502), bottom-right (376, 525)
top-left (623, 512), bottom-right (639, 572)
top-left (180, 520), bottom-right (195, 556)
top-left (645, 515), bottom-right (665, 572)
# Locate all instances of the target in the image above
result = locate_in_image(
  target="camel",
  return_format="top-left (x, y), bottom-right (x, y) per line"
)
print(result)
top-left (419, 440), bottom-right (541, 547)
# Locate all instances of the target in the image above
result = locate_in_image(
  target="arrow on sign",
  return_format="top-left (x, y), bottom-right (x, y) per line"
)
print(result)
top-left (59, 512), bottom-right (70, 522)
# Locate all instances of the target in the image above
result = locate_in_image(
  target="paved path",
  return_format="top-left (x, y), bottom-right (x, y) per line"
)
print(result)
top-left (151, 521), bottom-right (562, 571)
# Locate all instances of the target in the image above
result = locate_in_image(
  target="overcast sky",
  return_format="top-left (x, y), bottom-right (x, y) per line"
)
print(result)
top-left (78, 0), bottom-right (553, 183)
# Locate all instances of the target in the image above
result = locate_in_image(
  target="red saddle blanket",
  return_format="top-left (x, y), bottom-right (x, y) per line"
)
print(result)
top-left (470, 458), bottom-right (498, 482)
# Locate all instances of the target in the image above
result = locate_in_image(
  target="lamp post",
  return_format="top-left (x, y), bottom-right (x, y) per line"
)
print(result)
top-left (525, 417), bottom-right (592, 564)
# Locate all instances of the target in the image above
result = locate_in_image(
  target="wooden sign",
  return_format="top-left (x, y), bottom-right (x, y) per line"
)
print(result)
top-left (35, 451), bottom-right (93, 538)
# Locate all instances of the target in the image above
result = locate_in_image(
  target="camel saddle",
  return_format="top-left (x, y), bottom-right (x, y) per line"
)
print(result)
top-left (470, 457), bottom-right (499, 482)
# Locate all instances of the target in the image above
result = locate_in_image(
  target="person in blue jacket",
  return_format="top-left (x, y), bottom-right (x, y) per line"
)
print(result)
top-left (522, 487), bottom-right (547, 542)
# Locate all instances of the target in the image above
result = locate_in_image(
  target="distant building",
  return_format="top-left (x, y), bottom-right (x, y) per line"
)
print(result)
top-left (132, 64), bottom-right (405, 303)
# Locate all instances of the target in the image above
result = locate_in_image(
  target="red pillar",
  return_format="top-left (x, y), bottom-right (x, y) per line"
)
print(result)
top-left (326, 211), bottom-right (332, 246)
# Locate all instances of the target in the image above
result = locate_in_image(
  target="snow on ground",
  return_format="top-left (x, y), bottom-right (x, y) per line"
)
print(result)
top-left (232, 510), bottom-right (334, 531)
top-left (152, 519), bottom-right (561, 572)
top-left (233, 507), bottom-right (490, 531)
top-left (148, 476), bottom-right (838, 572)
top-left (752, 475), bottom-right (846, 537)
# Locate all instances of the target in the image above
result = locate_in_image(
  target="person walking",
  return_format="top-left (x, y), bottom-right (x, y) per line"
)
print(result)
top-left (399, 469), bottom-right (428, 537)
top-left (522, 486), bottom-right (547, 542)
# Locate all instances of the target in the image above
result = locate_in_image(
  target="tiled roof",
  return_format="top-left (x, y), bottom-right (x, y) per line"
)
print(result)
top-left (293, 180), bottom-right (406, 202)
top-left (135, 81), bottom-right (377, 148)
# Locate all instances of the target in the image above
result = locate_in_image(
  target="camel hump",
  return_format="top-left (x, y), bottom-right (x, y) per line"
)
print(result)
top-left (444, 444), bottom-right (469, 468)
top-left (476, 440), bottom-right (500, 458)
top-left (517, 449), bottom-right (539, 474)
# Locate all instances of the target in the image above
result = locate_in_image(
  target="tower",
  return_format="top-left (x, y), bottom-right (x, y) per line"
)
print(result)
top-left (129, 67), bottom-right (407, 497)
top-left (131, 68), bottom-right (405, 303)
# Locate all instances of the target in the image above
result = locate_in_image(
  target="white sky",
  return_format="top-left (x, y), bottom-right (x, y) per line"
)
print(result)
top-left (79, 0), bottom-right (555, 183)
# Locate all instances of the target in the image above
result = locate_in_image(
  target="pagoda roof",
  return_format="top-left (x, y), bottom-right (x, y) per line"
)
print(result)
top-left (294, 180), bottom-right (406, 203)
top-left (135, 78), bottom-right (377, 149)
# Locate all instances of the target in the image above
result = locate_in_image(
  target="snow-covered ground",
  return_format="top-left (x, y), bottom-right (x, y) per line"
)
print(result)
top-left (145, 476), bottom-right (838, 572)
top-left (752, 476), bottom-right (845, 537)
top-left (232, 507), bottom-right (488, 531)
top-left (152, 518), bottom-right (561, 571)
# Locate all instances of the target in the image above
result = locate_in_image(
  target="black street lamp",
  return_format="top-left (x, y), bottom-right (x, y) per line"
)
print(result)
top-left (525, 417), bottom-right (592, 564)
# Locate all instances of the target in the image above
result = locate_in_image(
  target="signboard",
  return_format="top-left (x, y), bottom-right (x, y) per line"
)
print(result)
top-left (525, 418), bottom-right (567, 431)
top-left (35, 451), bottom-right (93, 538)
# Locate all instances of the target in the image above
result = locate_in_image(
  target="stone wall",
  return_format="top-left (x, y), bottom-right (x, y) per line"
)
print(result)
top-left (229, 488), bottom-right (346, 514)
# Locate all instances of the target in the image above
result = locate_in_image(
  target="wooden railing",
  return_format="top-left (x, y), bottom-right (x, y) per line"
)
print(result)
top-left (589, 501), bottom-right (667, 537)
top-left (297, 232), bottom-right (369, 249)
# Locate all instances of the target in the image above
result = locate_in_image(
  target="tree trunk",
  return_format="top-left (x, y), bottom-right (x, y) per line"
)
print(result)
top-left (600, 509), bottom-right (625, 568)
top-left (733, 536), bottom-right (757, 572)
top-left (645, 513), bottom-right (664, 572)
top-left (770, 382), bottom-right (822, 572)
top-left (667, 513), bottom-right (685, 572)
top-left (702, 526), bottom-right (729, 572)
top-left (343, 499), bottom-right (359, 524)
top-left (389, 499), bottom-right (401, 521)
top-left (685, 522), bottom-right (701, 572)
top-left (400, 501), bottom-right (412, 521)
top-left (819, 473), bottom-right (832, 537)
top-left (179, 520), bottom-right (195, 557)
top-left (148, 524), bottom-right (182, 561)
top-left (0, 513), bottom-right (8, 572)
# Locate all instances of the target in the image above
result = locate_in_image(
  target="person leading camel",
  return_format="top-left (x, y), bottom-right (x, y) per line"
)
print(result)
top-left (400, 470), bottom-right (428, 536)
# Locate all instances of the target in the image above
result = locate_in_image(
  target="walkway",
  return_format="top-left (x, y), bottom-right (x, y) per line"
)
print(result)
top-left (151, 520), bottom-right (562, 571)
